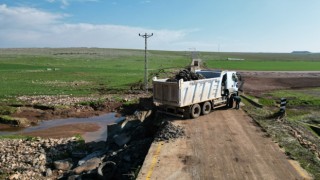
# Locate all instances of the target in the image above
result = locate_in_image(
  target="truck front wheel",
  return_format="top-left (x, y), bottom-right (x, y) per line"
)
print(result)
top-left (202, 102), bottom-right (211, 115)
top-left (191, 104), bottom-right (201, 118)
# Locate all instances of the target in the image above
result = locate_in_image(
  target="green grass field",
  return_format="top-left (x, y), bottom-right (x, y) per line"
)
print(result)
top-left (1, 48), bottom-right (320, 98)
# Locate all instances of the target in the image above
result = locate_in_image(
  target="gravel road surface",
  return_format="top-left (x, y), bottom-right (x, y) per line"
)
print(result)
top-left (138, 109), bottom-right (311, 179)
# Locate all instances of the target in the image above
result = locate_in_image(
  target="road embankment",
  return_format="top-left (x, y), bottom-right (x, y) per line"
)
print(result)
top-left (138, 109), bottom-right (311, 179)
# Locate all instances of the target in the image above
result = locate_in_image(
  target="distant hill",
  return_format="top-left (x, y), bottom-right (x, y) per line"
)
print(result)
top-left (291, 51), bottom-right (311, 54)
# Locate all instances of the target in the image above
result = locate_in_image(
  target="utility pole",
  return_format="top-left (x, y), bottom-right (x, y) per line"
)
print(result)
top-left (218, 43), bottom-right (220, 60)
top-left (139, 32), bottom-right (153, 92)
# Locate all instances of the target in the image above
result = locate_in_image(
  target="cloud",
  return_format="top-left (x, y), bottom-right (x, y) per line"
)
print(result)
top-left (0, 4), bottom-right (64, 28)
top-left (47, 0), bottom-right (99, 8)
top-left (0, 4), bottom-right (194, 50)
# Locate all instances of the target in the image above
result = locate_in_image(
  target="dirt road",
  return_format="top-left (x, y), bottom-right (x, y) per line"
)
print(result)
top-left (138, 109), bottom-right (311, 179)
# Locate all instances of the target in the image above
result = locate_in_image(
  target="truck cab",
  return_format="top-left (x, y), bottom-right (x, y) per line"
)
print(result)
top-left (195, 70), bottom-right (238, 96)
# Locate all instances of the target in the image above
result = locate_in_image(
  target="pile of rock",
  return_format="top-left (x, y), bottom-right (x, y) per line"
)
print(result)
top-left (166, 69), bottom-right (205, 82)
top-left (17, 93), bottom-right (149, 107)
top-left (0, 137), bottom-right (82, 179)
top-left (289, 127), bottom-right (320, 158)
top-left (155, 121), bottom-right (185, 142)
top-left (17, 95), bottom-right (98, 106)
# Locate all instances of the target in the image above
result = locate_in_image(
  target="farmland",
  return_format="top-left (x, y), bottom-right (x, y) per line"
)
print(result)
top-left (1, 48), bottom-right (320, 179)
top-left (1, 48), bottom-right (320, 99)
top-left (0, 48), bottom-right (189, 98)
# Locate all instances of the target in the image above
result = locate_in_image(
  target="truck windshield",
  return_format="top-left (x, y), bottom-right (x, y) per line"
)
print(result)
top-left (196, 71), bottom-right (221, 79)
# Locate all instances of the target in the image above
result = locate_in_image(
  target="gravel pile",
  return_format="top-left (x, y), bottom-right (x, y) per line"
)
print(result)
top-left (17, 93), bottom-right (149, 107)
top-left (155, 121), bottom-right (185, 142)
top-left (0, 137), bottom-right (82, 179)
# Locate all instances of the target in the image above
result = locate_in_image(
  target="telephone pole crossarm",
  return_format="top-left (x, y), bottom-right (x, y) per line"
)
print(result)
top-left (139, 33), bottom-right (153, 92)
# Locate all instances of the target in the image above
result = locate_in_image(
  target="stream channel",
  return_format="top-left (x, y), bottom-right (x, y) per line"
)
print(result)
top-left (0, 113), bottom-right (125, 142)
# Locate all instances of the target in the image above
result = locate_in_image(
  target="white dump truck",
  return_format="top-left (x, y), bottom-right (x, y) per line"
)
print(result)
top-left (152, 70), bottom-right (239, 118)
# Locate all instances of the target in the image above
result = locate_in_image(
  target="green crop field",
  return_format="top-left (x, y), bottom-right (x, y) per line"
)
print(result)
top-left (0, 48), bottom-right (320, 98)
top-left (0, 48), bottom-right (191, 98)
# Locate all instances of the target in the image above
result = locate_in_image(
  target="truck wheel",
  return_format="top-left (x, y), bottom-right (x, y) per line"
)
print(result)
top-left (191, 104), bottom-right (201, 118)
top-left (202, 102), bottom-right (211, 115)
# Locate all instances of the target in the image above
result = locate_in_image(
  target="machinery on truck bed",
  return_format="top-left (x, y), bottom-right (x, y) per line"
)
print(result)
top-left (153, 69), bottom-right (239, 118)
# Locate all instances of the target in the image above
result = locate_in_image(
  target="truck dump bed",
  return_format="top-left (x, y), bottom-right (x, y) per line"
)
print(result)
top-left (153, 77), bottom-right (222, 107)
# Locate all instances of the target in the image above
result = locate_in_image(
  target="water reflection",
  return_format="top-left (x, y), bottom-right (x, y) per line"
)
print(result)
top-left (0, 113), bottom-right (125, 142)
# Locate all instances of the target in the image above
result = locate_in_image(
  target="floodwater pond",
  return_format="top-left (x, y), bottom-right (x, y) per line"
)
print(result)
top-left (0, 113), bottom-right (125, 142)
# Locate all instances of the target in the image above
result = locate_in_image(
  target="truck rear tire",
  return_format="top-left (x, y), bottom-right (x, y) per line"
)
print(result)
top-left (202, 102), bottom-right (211, 115)
top-left (191, 104), bottom-right (201, 118)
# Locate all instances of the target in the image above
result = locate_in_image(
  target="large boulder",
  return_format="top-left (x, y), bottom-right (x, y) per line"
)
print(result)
top-left (53, 158), bottom-right (73, 171)
top-left (113, 133), bottom-right (131, 147)
top-left (73, 157), bottom-right (101, 174)
top-left (134, 110), bottom-right (152, 122)
top-left (78, 150), bottom-right (106, 166)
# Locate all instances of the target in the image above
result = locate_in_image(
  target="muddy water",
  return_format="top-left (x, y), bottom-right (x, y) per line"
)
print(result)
top-left (0, 113), bottom-right (125, 142)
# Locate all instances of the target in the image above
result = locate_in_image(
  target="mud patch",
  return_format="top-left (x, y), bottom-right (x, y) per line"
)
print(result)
top-left (21, 123), bottom-right (100, 139)
top-left (11, 101), bottom-right (122, 122)
top-left (240, 71), bottom-right (320, 96)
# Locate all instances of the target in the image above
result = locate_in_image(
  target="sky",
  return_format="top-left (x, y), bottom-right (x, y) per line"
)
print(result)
top-left (0, 0), bottom-right (320, 52)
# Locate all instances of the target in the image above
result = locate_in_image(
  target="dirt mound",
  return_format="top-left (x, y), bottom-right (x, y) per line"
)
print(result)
top-left (155, 121), bottom-right (185, 142)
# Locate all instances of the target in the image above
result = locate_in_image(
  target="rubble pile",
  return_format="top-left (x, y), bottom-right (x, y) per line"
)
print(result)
top-left (0, 137), bottom-right (82, 179)
top-left (0, 135), bottom-right (154, 180)
top-left (17, 95), bottom-right (98, 106)
top-left (167, 69), bottom-right (205, 82)
top-left (17, 93), bottom-right (149, 107)
top-left (287, 125), bottom-right (320, 158)
top-left (155, 121), bottom-right (185, 142)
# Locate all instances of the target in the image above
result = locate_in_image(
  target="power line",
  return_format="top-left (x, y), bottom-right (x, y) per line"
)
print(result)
top-left (139, 32), bottom-right (153, 92)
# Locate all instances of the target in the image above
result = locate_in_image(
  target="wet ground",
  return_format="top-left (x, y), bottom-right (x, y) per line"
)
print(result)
top-left (0, 113), bottom-right (125, 142)
top-left (240, 71), bottom-right (320, 96)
